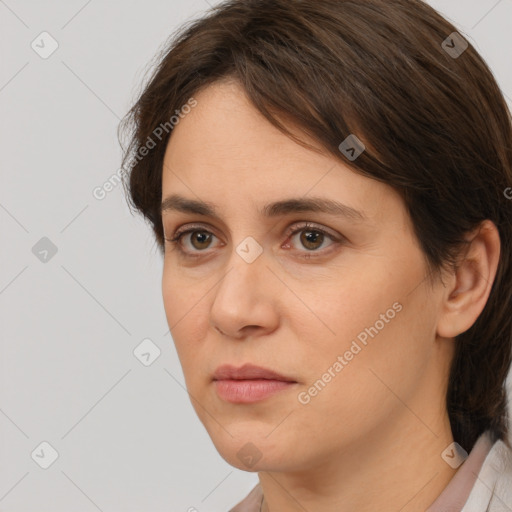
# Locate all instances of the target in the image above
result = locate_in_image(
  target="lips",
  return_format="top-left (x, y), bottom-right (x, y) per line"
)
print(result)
top-left (212, 363), bottom-right (298, 403)
top-left (212, 363), bottom-right (297, 382)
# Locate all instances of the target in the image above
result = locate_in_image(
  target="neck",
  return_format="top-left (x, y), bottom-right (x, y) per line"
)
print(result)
top-left (258, 413), bottom-right (458, 512)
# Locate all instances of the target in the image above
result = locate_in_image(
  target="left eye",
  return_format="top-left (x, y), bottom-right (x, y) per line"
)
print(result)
top-left (285, 225), bottom-right (336, 252)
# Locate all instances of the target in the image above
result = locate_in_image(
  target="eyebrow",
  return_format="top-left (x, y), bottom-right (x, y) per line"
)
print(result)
top-left (161, 194), bottom-right (367, 221)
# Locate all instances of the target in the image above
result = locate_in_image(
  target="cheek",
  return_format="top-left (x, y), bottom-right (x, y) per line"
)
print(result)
top-left (288, 315), bottom-right (433, 466)
top-left (161, 263), bottom-right (206, 326)
top-left (289, 263), bottom-right (400, 357)
top-left (294, 273), bottom-right (435, 435)
top-left (161, 268), bottom-right (211, 373)
top-left (293, 255), bottom-right (434, 397)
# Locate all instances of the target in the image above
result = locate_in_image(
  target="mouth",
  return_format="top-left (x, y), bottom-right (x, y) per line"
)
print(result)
top-left (212, 363), bottom-right (298, 403)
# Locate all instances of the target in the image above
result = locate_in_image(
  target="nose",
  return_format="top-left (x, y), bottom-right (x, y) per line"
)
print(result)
top-left (209, 245), bottom-right (280, 340)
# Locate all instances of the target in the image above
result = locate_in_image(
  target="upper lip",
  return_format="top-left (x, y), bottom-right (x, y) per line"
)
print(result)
top-left (212, 363), bottom-right (297, 382)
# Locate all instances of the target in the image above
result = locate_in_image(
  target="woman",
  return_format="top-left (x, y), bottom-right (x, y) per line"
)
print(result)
top-left (119, 0), bottom-right (512, 510)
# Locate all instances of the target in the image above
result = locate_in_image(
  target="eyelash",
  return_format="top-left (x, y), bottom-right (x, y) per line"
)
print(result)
top-left (164, 222), bottom-right (343, 259)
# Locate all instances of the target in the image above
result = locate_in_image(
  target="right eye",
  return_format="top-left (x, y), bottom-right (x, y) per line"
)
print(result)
top-left (165, 227), bottom-right (221, 257)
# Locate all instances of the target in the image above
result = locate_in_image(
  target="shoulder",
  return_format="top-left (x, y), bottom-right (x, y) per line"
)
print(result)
top-left (462, 437), bottom-right (512, 511)
top-left (490, 439), bottom-right (512, 509)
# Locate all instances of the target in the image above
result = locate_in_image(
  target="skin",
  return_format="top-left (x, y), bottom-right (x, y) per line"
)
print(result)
top-left (160, 79), bottom-right (501, 512)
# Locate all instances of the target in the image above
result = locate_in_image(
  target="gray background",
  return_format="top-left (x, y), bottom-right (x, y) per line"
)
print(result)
top-left (1, 1), bottom-right (511, 511)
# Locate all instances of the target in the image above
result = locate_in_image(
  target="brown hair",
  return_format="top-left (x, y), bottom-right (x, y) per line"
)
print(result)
top-left (118, 0), bottom-right (512, 452)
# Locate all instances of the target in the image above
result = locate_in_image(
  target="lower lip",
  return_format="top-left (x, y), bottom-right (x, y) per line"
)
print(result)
top-left (214, 379), bottom-right (296, 403)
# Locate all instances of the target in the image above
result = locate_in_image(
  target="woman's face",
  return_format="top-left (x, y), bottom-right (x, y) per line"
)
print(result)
top-left (160, 80), bottom-right (451, 472)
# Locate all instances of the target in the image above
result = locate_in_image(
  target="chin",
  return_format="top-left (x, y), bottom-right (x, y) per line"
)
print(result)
top-left (208, 427), bottom-right (300, 472)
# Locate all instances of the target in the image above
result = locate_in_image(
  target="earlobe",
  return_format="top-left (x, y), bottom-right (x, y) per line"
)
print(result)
top-left (436, 220), bottom-right (501, 339)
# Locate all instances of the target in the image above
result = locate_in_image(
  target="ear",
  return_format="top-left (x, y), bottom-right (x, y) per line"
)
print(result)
top-left (436, 220), bottom-right (501, 339)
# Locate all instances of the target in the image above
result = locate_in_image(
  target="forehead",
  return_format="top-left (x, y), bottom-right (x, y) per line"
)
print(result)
top-left (164, 80), bottom-right (326, 171)
top-left (161, 81), bottom-right (405, 228)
